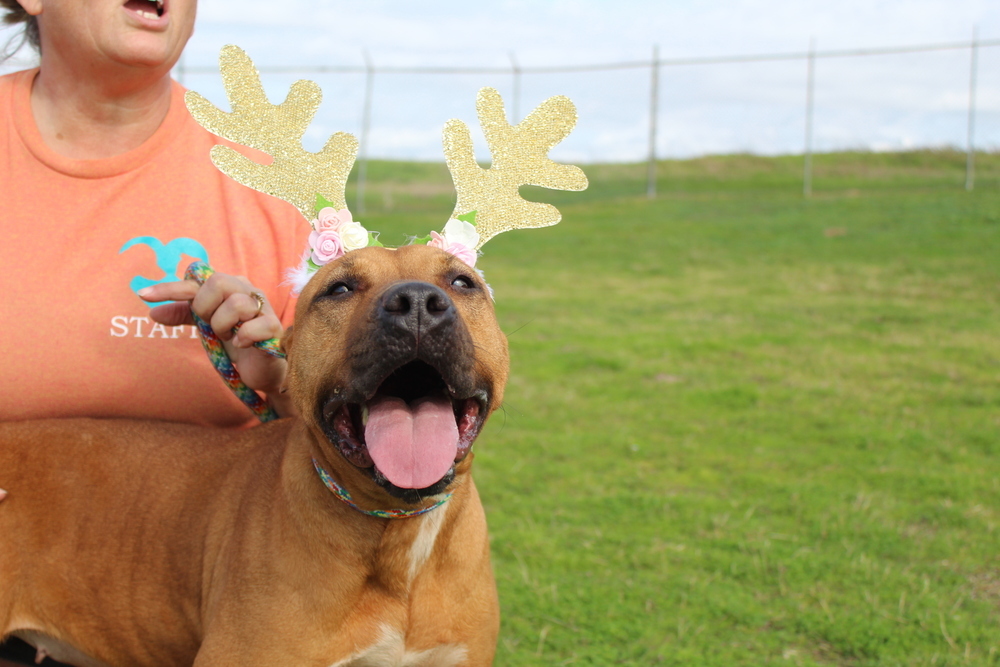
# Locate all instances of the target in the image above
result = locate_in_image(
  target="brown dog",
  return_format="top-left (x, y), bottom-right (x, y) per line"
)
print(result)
top-left (0, 244), bottom-right (508, 666)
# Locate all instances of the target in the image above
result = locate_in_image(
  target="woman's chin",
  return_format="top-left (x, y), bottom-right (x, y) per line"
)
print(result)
top-left (106, 36), bottom-right (185, 72)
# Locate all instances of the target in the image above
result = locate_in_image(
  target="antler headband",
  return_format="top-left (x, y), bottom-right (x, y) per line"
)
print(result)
top-left (186, 45), bottom-right (588, 291)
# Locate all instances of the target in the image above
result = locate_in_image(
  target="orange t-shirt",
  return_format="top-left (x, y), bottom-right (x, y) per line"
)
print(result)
top-left (0, 69), bottom-right (310, 427)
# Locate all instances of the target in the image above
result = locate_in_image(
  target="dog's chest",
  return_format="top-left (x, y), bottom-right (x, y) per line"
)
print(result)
top-left (328, 625), bottom-right (466, 667)
top-left (327, 508), bottom-right (462, 667)
top-left (405, 497), bottom-right (449, 580)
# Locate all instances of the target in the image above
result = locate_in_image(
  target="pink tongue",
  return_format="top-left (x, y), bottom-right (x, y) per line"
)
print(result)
top-left (365, 396), bottom-right (459, 489)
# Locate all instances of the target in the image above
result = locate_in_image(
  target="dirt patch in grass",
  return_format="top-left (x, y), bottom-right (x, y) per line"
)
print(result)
top-left (969, 571), bottom-right (1000, 611)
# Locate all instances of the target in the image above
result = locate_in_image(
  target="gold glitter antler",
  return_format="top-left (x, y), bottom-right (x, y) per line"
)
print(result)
top-left (185, 45), bottom-right (358, 220)
top-left (443, 87), bottom-right (588, 249)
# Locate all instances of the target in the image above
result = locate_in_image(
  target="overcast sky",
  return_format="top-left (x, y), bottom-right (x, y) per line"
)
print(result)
top-left (187, 0), bottom-right (997, 66)
top-left (3, 0), bottom-right (999, 161)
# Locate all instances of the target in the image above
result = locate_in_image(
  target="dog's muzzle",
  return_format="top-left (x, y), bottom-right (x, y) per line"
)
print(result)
top-left (318, 281), bottom-right (490, 500)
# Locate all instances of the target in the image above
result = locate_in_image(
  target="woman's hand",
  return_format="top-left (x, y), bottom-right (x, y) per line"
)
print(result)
top-left (139, 273), bottom-right (295, 418)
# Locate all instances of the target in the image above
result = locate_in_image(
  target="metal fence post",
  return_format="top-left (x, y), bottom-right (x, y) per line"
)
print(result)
top-left (966, 27), bottom-right (979, 192)
top-left (509, 51), bottom-right (521, 122)
top-left (646, 45), bottom-right (659, 200)
top-left (803, 38), bottom-right (816, 197)
top-left (356, 50), bottom-right (375, 215)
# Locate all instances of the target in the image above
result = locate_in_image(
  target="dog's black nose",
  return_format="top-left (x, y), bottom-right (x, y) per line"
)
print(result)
top-left (380, 281), bottom-right (456, 336)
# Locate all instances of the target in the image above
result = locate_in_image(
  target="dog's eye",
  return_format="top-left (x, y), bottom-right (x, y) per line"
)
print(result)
top-left (451, 275), bottom-right (475, 289)
top-left (327, 282), bottom-right (352, 296)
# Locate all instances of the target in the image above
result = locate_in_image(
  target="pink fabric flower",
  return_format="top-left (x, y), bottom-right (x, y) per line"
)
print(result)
top-left (314, 207), bottom-right (353, 232)
top-left (429, 231), bottom-right (477, 268)
top-left (309, 229), bottom-right (345, 265)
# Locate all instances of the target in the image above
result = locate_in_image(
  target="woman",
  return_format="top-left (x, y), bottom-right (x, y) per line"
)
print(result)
top-left (0, 2), bottom-right (305, 662)
top-left (0, 0), bottom-right (306, 426)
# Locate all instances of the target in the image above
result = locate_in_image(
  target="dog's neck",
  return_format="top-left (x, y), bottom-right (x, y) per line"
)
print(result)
top-left (278, 426), bottom-right (469, 598)
top-left (311, 458), bottom-right (451, 519)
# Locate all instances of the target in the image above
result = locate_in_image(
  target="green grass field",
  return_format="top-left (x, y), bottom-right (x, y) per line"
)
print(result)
top-left (355, 150), bottom-right (1000, 665)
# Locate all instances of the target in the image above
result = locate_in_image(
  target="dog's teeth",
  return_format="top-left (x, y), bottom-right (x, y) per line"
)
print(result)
top-left (361, 405), bottom-right (369, 426)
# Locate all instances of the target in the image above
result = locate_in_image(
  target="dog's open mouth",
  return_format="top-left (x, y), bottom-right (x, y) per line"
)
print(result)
top-left (321, 361), bottom-right (486, 496)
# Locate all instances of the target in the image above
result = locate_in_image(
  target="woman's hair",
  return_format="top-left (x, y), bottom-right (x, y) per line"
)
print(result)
top-left (0, 0), bottom-right (39, 55)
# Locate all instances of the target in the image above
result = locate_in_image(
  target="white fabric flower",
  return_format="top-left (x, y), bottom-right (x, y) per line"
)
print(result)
top-left (339, 221), bottom-right (370, 251)
top-left (441, 218), bottom-right (480, 249)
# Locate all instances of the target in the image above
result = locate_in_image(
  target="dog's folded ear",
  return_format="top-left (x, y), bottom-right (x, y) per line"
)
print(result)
top-left (278, 326), bottom-right (295, 396)
top-left (280, 325), bottom-right (294, 357)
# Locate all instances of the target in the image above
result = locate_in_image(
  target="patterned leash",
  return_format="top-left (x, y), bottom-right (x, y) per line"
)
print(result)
top-left (185, 261), bottom-right (285, 423)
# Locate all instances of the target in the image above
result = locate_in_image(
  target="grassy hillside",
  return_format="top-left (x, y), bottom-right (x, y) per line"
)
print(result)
top-left (361, 150), bottom-right (1000, 665)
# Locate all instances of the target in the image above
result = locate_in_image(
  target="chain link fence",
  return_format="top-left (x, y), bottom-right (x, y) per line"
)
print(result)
top-left (3, 33), bottom-right (998, 200)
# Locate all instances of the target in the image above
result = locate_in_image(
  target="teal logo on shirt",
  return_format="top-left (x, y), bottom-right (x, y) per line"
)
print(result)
top-left (119, 237), bottom-right (210, 295)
